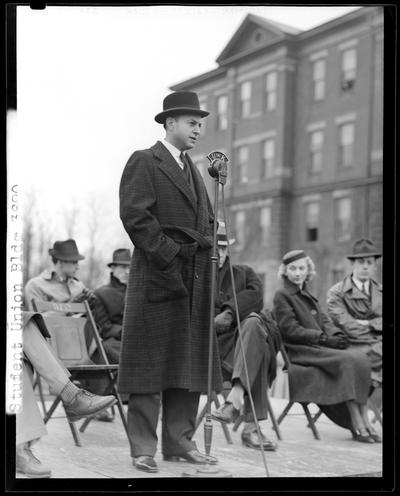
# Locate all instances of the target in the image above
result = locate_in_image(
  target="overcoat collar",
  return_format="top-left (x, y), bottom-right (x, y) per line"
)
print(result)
top-left (151, 140), bottom-right (197, 211)
top-left (342, 274), bottom-right (382, 300)
top-left (283, 277), bottom-right (319, 302)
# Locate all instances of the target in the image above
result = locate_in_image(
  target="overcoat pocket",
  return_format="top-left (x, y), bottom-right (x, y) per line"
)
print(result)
top-left (145, 257), bottom-right (188, 302)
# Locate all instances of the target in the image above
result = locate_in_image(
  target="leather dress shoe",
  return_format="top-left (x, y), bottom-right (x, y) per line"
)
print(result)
top-left (16, 443), bottom-right (52, 478)
top-left (63, 389), bottom-right (117, 422)
top-left (241, 430), bottom-right (277, 451)
top-left (133, 455), bottom-right (158, 473)
top-left (352, 430), bottom-right (375, 443)
top-left (163, 450), bottom-right (218, 465)
top-left (211, 402), bottom-right (240, 424)
top-left (95, 409), bottom-right (115, 422)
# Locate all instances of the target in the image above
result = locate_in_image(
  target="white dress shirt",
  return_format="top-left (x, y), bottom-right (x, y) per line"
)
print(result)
top-left (352, 275), bottom-right (370, 295)
top-left (161, 139), bottom-right (186, 170)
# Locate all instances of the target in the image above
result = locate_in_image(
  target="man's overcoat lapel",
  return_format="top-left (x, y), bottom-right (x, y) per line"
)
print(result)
top-left (151, 141), bottom-right (197, 211)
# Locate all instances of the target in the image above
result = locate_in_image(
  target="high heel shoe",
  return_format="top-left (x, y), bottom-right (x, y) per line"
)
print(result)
top-left (366, 428), bottom-right (382, 443)
top-left (352, 429), bottom-right (375, 443)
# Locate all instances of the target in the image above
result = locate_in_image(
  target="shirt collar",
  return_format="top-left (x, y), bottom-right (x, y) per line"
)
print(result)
top-left (161, 139), bottom-right (185, 168)
top-left (41, 269), bottom-right (77, 283)
top-left (351, 275), bottom-right (369, 292)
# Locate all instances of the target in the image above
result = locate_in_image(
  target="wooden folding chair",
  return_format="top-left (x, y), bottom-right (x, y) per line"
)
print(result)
top-left (276, 344), bottom-right (321, 440)
top-left (31, 299), bottom-right (128, 447)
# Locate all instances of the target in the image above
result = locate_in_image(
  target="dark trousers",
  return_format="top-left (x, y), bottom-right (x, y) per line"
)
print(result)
top-left (127, 388), bottom-right (200, 457)
top-left (230, 315), bottom-right (270, 423)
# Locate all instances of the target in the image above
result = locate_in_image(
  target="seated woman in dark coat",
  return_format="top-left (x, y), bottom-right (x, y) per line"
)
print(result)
top-left (273, 249), bottom-right (381, 443)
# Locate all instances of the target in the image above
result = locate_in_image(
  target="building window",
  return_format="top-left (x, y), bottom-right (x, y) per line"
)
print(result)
top-left (260, 206), bottom-right (272, 246)
top-left (309, 130), bottom-right (324, 174)
top-left (240, 81), bottom-right (252, 118)
top-left (216, 95), bottom-right (228, 131)
top-left (237, 146), bottom-right (249, 183)
top-left (338, 122), bottom-right (355, 167)
top-left (305, 201), bottom-right (319, 242)
top-left (265, 72), bottom-right (277, 111)
top-left (335, 196), bottom-right (352, 241)
top-left (341, 48), bottom-right (357, 91)
top-left (262, 139), bottom-right (275, 178)
top-left (235, 211), bottom-right (246, 248)
top-left (312, 59), bottom-right (326, 101)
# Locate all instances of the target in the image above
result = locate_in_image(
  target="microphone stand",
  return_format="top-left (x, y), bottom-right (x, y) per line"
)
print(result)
top-left (182, 152), bottom-right (232, 478)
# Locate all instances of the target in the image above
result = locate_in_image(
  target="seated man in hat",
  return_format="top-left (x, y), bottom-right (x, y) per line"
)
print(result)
top-left (326, 238), bottom-right (382, 413)
top-left (24, 239), bottom-right (94, 310)
top-left (211, 223), bottom-right (281, 451)
top-left (86, 249), bottom-right (131, 421)
top-left (16, 311), bottom-right (117, 478)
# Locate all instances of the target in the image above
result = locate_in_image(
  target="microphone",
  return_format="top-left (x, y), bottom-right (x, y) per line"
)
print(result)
top-left (206, 151), bottom-right (228, 185)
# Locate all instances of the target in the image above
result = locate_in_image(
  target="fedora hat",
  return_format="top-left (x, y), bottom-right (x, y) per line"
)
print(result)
top-left (107, 248), bottom-right (131, 267)
top-left (217, 221), bottom-right (236, 247)
top-left (48, 239), bottom-right (85, 262)
top-left (347, 238), bottom-right (382, 260)
top-left (154, 91), bottom-right (209, 124)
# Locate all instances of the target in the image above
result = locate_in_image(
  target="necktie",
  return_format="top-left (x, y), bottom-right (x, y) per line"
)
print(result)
top-left (180, 152), bottom-right (197, 200)
top-left (180, 152), bottom-right (189, 175)
top-left (363, 282), bottom-right (369, 296)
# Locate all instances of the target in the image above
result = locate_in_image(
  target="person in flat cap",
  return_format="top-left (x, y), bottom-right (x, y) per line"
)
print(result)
top-left (273, 249), bottom-right (380, 443)
top-left (118, 91), bottom-right (222, 472)
top-left (211, 223), bottom-right (281, 451)
top-left (24, 239), bottom-right (94, 310)
top-left (327, 238), bottom-right (382, 421)
top-left (87, 249), bottom-right (131, 421)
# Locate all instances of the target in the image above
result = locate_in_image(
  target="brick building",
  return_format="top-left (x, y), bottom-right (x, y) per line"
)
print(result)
top-left (171, 7), bottom-right (383, 307)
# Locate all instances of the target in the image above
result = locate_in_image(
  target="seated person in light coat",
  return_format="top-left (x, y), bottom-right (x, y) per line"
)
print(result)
top-left (327, 238), bottom-right (382, 413)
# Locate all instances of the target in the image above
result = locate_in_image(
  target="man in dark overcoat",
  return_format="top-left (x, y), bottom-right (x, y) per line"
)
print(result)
top-left (211, 224), bottom-right (281, 451)
top-left (118, 91), bottom-right (223, 473)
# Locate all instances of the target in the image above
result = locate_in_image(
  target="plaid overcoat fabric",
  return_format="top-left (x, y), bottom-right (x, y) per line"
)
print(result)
top-left (118, 140), bottom-right (223, 394)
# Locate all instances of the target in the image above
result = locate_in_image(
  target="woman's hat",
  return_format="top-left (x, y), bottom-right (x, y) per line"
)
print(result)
top-left (282, 250), bottom-right (307, 266)
top-left (48, 239), bottom-right (85, 262)
top-left (217, 222), bottom-right (235, 247)
top-left (108, 248), bottom-right (131, 267)
top-left (155, 91), bottom-right (209, 124)
top-left (347, 238), bottom-right (382, 260)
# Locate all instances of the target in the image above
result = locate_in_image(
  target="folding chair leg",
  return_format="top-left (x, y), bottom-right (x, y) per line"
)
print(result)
top-left (277, 401), bottom-right (294, 425)
top-left (34, 375), bottom-right (48, 417)
top-left (213, 393), bottom-right (233, 444)
top-left (114, 391), bottom-right (128, 435)
top-left (307, 409), bottom-right (322, 428)
top-left (67, 419), bottom-right (83, 447)
top-left (302, 404), bottom-right (320, 440)
top-left (266, 394), bottom-right (282, 440)
top-left (195, 402), bottom-right (207, 430)
top-left (43, 396), bottom-right (62, 423)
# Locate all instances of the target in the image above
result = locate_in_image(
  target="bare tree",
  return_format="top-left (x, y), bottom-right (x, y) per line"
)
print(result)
top-left (22, 189), bottom-right (37, 285)
top-left (84, 195), bottom-right (106, 289)
top-left (64, 201), bottom-right (80, 239)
